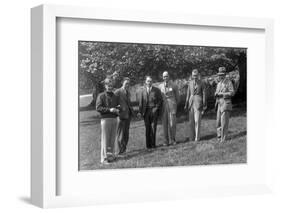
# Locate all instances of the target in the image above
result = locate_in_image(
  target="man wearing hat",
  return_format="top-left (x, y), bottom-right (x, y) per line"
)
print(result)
top-left (184, 69), bottom-right (206, 142)
top-left (159, 71), bottom-right (179, 146)
top-left (96, 77), bottom-right (120, 164)
top-left (215, 67), bottom-right (235, 143)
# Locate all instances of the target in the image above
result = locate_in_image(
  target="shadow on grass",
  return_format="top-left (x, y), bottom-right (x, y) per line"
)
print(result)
top-left (229, 130), bottom-right (247, 140)
top-left (119, 148), bottom-right (153, 161)
top-left (117, 138), bottom-right (192, 161)
top-left (199, 130), bottom-right (246, 142)
top-left (201, 133), bottom-right (217, 141)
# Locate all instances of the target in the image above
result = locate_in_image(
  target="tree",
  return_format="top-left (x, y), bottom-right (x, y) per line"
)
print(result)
top-left (79, 42), bottom-right (247, 106)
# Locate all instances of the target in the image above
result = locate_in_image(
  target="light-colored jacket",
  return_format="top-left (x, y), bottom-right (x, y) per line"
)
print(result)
top-left (159, 81), bottom-right (179, 115)
top-left (215, 79), bottom-right (234, 112)
top-left (185, 79), bottom-right (206, 111)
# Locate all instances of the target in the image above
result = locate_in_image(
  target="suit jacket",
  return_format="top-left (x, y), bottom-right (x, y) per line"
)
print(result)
top-left (138, 86), bottom-right (163, 116)
top-left (185, 79), bottom-right (206, 111)
top-left (114, 88), bottom-right (134, 119)
top-left (159, 81), bottom-right (179, 115)
top-left (215, 79), bottom-right (234, 112)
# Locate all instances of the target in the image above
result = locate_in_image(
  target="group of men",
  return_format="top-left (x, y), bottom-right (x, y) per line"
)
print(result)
top-left (96, 66), bottom-right (234, 164)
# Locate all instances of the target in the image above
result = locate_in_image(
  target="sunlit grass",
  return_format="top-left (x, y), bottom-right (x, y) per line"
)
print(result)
top-left (79, 106), bottom-right (246, 170)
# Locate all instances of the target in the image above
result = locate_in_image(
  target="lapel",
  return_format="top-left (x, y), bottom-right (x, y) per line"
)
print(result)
top-left (122, 88), bottom-right (130, 105)
top-left (160, 83), bottom-right (164, 93)
top-left (163, 81), bottom-right (170, 93)
top-left (121, 88), bottom-right (127, 99)
top-left (218, 80), bottom-right (225, 93)
top-left (150, 86), bottom-right (156, 96)
top-left (190, 80), bottom-right (195, 94)
top-left (143, 87), bottom-right (148, 102)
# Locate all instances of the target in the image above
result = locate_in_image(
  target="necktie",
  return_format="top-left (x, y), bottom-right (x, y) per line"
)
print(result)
top-left (193, 80), bottom-right (197, 95)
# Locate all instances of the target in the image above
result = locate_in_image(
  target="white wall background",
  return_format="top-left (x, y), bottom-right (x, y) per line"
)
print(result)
top-left (0, 0), bottom-right (280, 212)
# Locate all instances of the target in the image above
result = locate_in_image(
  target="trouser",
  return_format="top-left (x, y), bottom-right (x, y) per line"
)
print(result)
top-left (216, 109), bottom-right (230, 142)
top-left (144, 108), bottom-right (158, 148)
top-left (116, 117), bottom-right (131, 154)
top-left (162, 108), bottom-right (177, 144)
top-left (189, 107), bottom-right (202, 141)
top-left (100, 117), bottom-right (117, 162)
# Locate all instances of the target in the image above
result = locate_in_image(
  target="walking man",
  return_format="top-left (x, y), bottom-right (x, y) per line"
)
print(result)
top-left (96, 78), bottom-right (120, 164)
top-left (215, 67), bottom-right (234, 143)
top-left (114, 77), bottom-right (134, 156)
top-left (138, 76), bottom-right (163, 149)
top-left (184, 69), bottom-right (206, 142)
top-left (159, 71), bottom-right (179, 146)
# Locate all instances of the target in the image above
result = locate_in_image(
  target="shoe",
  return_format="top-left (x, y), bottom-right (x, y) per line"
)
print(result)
top-left (117, 153), bottom-right (126, 158)
top-left (171, 141), bottom-right (177, 145)
top-left (162, 143), bottom-right (168, 147)
top-left (101, 160), bottom-right (110, 165)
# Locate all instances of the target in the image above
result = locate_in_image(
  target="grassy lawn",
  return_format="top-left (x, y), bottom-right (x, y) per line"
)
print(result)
top-left (79, 105), bottom-right (246, 170)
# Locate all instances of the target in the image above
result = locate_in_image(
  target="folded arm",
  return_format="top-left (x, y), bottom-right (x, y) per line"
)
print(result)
top-left (96, 94), bottom-right (110, 113)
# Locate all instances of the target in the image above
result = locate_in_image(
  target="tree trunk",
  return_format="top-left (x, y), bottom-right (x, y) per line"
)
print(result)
top-left (235, 52), bottom-right (247, 102)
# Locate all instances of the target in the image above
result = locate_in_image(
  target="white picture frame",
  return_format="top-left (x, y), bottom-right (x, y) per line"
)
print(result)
top-left (31, 4), bottom-right (274, 208)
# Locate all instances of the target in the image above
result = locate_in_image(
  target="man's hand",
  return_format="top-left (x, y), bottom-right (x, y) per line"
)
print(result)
top-left (109, 108), bottom-right (119, 114)
top-left (137, 112), bottom-right (142, 118)
top-left (152, 108), bottom-right (158, 115)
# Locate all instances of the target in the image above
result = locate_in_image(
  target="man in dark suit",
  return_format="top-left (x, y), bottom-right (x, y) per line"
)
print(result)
top-left (138, 76), bottom-right (163, 149)
top-left (114, 77), bottom-right (134, 156)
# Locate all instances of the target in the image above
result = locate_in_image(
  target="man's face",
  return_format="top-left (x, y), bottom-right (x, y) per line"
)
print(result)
top-left (218, 75), bottom-right (225, 81)
top-left (163, 74), bottom-right (169, 82)
top-left (123, 80), bottom-right (130, 90)
top-left (105, 82), bottom-right (113, 92)
top-left (145, 77), bottom-right (152, 87)
top-left (192, 75), bottom-right (198, 81)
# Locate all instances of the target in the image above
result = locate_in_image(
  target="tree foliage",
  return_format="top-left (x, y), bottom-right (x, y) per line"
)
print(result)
top-left (79, 41), bottom-right (246, 101)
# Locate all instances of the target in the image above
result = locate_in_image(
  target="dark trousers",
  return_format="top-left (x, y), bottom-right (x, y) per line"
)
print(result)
top-left (144, 108), bottom-right (158, 148)
top-left (116, 117), bottom-right (131, 154)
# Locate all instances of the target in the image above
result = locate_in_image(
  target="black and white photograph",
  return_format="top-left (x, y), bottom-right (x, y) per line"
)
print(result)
top-left (78, 41), bottom-right (247, 170)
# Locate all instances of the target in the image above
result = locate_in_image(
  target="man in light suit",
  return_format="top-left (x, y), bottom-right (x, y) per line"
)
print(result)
top-left (184, 69), bottom-right (206, 142)
top-left (215, 67), bottom-right (234, 143)
top-left (114, 77), bottom-right (134, 156)
top-left (159, 71), bottom-right (179, 146)
top-left (138, 76), bottom-right (163, 149)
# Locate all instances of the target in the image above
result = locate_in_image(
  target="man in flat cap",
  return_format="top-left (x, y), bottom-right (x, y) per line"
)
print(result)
top-left (184, 69), bottom-right (206, 142)
top-left (215, 67), bottom-right (235, 143)
top-left (159, 71), bottom-right (179, 146)
top-left (96, 77), bottom-right (120, 164)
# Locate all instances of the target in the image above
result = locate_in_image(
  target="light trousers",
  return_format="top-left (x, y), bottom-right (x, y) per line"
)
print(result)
top-left (216, 109), bottom-right (230, 142)
top-left (100, 117), bottom-right (117, 163)
top-left (189, 107), bottom-right (202, 141)
top-left (162, 109), bottom-right (177, 144)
